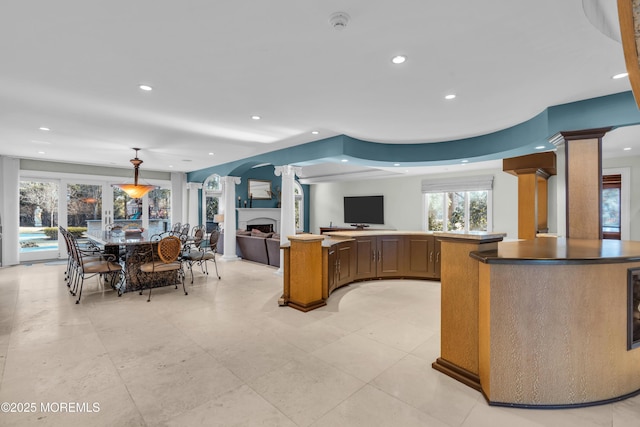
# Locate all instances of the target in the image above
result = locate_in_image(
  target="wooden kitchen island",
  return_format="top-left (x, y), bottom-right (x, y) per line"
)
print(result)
top-left (467, 237), bottom-right (640, 408)
top-left (280, 231), bottom-right (443, 311)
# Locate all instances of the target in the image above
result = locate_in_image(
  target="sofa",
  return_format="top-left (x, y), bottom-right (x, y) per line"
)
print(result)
top-left (217, 230), bottom-right (281, 267)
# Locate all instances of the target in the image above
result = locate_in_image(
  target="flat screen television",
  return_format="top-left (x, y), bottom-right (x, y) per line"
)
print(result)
top-left (344, 195), bottom-right (384, 225)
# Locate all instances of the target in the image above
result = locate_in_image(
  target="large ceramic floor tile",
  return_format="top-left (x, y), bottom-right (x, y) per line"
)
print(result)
top-left (165, 384), bottom-right (296, 427)
top-left (125, 352), bottom-right (243, 425)
top-left (0, 261), bottom-right (622, 426)
top-left (312, 384), bottom-right (449, 427)
top-left (355, 317), bottom-right (437, 352)
top-left (248, 354), bottom-right (365, 427)
top-left (462, 401), bottom-right (613, 427)
top-left (372, 354), bottom-right (481, 426)
top-left (311, 333), bottom-right (407, 382)
top-left (613, 394), bottom-right (640, 426)
top-left (269, 317), bottom-right (350, 353)
top-left (0, 332), bottom-right (122, 402)
top-left (2, 382), bottom-right (145, 427)
top-left (312, 307), bottom-right (385, 333)
top-left (211, 330), bottom-right (309, 382)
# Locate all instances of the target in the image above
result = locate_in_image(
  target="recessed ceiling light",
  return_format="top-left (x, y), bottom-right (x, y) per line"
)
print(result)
top-left (624, 147), bottom-right (632, 151)
top-left (38, 151), bottom-right (45, 154)
top-left (139, 84), bottom-right (153, 91)
top-left (612, 72), bottom-right (629, 79)
top-left (461, 159), bottom-right (469, 163)
top-left (168, 165), bottom-right (174, 168)
top-left (251, 115), bottom-right (261, 120)
top-left (445, 94), bottom-right (456, 100)
top-left (535, 145), bottom-right (546, 150)
top-left (393, 163), bottom-right (400, 166)
top-left (391, 55), bottom-right (407, 64)
top-left (39, 127), bottom-right (50, 131)
top-left (341, 159), bottom-right (349, 163)
top-left (311, 131), bottom-right (319, 135)
top-left (208, 152), bottom-right (214, 156)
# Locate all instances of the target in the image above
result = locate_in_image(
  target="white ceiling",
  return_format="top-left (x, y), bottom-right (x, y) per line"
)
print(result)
top-left (0, 1), bottom-right (636, 181)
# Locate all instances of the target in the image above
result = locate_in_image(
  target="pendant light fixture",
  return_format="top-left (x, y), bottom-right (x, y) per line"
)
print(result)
top-left (113, 148), bottom-right (157, 198)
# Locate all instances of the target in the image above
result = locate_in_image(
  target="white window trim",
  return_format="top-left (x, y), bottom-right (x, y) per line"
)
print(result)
top-left (202, 175), bottom-right (222, 230)
top-left (421, 175), bottom-right (494, 232)
top-left (603, 167), bottom-right (630, 240)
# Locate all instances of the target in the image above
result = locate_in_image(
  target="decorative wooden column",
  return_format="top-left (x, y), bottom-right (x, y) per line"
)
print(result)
top-left (550, 128), bottom-right (611, 239)
top-left (503, 152), bottom-right (556, 240)
top-left (432, 231), bottom-right (505, 391)
top-left (281, 234), bottom-right (326, 312)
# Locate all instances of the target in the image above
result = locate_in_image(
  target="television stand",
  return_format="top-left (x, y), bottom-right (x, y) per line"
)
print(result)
top-left (350, 224), bottom-right (370, 230)
top-left (320, 226), bottom-right (385, 234)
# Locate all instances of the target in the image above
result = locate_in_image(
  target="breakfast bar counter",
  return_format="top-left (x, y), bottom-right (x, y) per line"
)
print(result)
top-left (468, 237), bottom-right (640, 408)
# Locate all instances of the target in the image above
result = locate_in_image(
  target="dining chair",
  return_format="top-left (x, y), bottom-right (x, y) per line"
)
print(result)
top-left (181, 227), bottom-right (211, 283)
top-left (181, 230), bottom-right (221, 283)
top-left (64, 227), bottom-right (123, 304)
top-left (137, 235), bottom-right (186, 301)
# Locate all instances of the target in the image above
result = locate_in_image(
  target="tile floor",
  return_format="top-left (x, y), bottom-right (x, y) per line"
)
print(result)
top-left (1, 259), bottom-right (639, 426)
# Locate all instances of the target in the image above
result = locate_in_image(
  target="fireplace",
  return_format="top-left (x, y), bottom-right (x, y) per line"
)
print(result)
top-left (247, 224), bottom-right (274, 233)
top-left (236, 208), bottom-right (281, 234)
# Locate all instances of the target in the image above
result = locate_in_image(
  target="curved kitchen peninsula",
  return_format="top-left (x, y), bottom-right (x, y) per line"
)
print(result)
top-left (280, 231), bottom-right (444, 312)
top-left (471, 237), bottom-right (640, 408)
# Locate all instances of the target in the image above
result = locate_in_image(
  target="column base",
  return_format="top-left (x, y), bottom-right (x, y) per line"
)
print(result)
top-left (432, 358), bottom-right (482, 392)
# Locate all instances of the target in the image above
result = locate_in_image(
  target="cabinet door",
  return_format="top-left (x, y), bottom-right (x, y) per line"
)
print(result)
top-left (326, 247), bottom-right (337, 295)
top-left (337, 241), bottom-right (355, 286)
top-left (354, 237), bottom-right (376, 280)
top-left (433, 239), bottom-right (441, 280)
top-left (377, 235), bottom-right (404, 277)
top-left (405, 236), bottom-right (433, 278)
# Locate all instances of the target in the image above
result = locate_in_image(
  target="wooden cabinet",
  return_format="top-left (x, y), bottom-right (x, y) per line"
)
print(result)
top-left (404, 235), bottom-right (441, 279)
top-left (336, 240), bottom-right (355, 286)
top-left (354, 235), bottom-right (403, 279)
top-left (434, 238), bottom-right (442, 279)
top-left (324, 239), bottom-right (356, 296)
top-left (354, 236), bottom-right (377, 280)
top-left (286, 232), bottom-right (443, 312)
top-left (325, 245), bottom-right (337, 296)
top-left (377, 235), bottom-right (404, 277)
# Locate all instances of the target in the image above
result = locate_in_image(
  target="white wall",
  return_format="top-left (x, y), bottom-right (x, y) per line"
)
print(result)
top-left (309, 167), bottom-right (520, 240)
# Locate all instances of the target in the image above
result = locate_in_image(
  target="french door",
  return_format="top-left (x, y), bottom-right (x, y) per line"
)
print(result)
top-left (19, 179), bottom-right (60, 261)
top-left (19, 178), bottom-right (111, 262)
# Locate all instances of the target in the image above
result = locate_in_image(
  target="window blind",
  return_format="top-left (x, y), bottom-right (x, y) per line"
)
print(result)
top-left (421, 174), bottom-right (494, 193)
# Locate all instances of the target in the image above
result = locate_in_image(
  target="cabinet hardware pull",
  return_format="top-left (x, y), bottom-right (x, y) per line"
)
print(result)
top-left (429, 251), bottom-right (433, 263)
top-left (436, 252), bottom-right (440, 263)
top-left (378, 250), bottom-right (381, 263)
top-left (372, 251), bottom-right (376, 262)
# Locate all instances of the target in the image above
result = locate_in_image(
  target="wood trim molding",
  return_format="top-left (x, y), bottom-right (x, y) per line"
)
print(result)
top-left (618, 0), bottom-right (640, 108)
top-left (550, 127), bottom-right (613, 144)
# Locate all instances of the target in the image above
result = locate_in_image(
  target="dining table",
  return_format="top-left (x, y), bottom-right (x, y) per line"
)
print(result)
top-left (85, 230), bottom-right (179, 294)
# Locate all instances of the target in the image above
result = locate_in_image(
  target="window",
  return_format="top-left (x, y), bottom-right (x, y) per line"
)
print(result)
top-left (602, 174), bottom-right (621, 240)
top-left (19, 179), bottom-right (59, 255)
top-left (422, 175), bottom-right (493, 232)
top-left (203, 174), bottom-right (222, 232)
top-left (148, 187), bottom-right (171, 235)
top-left (294, 181), bottom-right (304, 232)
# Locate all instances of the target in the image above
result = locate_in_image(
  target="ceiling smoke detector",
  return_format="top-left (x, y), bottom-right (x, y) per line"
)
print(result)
top-left (329, 12), bottom-right (350, 30)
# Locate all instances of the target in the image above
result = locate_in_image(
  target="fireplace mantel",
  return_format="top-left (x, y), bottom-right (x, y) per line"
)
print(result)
top-left (236, 208), bottom-right (281, 233)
